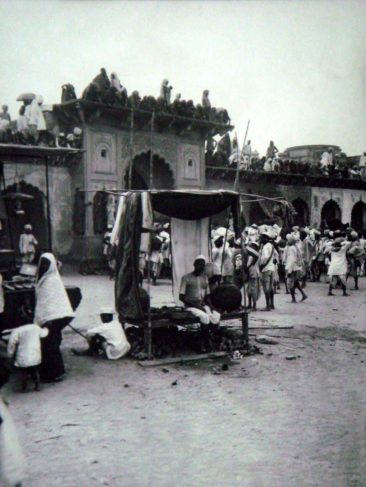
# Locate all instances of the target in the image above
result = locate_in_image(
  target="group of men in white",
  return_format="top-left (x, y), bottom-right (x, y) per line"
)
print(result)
top-left (208, 221), bottom-right (365, 311)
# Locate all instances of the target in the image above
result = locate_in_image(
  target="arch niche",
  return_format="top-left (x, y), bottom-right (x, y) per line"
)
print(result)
top-left (292, 198), bottom-right (310, 227)
top-left (351, 201), bottom-right (366, 232)
top-left (4, 181), bottom-right (48, 256)
top-left (124, 152), bottom-right (174, 190)
top-left (321, 199), bottom-right (341, 229)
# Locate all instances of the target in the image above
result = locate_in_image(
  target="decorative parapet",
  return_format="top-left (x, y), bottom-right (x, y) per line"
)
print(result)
top-left (205, 165), bottom-right (366, 190)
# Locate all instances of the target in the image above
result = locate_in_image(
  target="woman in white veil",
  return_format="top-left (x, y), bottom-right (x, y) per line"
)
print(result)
top-left (34, 253), bottom-right (75, 382)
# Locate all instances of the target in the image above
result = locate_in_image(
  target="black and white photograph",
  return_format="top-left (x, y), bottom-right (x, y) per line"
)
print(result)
top-left (0, 0), bottom-right (365, 485)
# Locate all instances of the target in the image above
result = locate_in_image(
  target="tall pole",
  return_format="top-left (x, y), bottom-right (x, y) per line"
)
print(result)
top-left (45, 156), bottom-right (52, 252)
top-left (128, 108), bottom-right (134, 190)
top-left (146, 111), bottom-right (155, 358)
top-left (238, 198), bottom-right (249, 349)
top-left (149, 112), bottom-right (155, 189)
top-left (234, 120), bottom-right (250, 191)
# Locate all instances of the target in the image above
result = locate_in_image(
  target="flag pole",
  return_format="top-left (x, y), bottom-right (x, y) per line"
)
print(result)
top-left (234, 120), bottom-right (250, 191)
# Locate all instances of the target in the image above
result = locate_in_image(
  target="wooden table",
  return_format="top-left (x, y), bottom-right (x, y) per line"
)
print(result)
top-left (130, 310), bottom-right (249, 359)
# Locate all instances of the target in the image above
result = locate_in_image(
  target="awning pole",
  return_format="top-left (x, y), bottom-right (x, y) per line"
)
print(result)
top-left (146, 228), bottom-right (153, 360)
top-left (149, 112), bottom-right (155, 189)
top-left (128, 109), bottom-right (134, 190)
top-left (45, 156), bottom-right (52, 252)
top-left (239, 198), bottom-right (249, 349)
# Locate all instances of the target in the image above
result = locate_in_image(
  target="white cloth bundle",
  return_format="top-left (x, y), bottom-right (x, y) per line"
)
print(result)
top-left (0, 398), bottom-right (26, 487)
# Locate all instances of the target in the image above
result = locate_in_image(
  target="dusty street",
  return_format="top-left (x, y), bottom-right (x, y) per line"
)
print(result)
top-left (2, 271), bottom-right (366, 487)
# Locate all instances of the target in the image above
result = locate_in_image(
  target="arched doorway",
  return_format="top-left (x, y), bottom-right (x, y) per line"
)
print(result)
top-left (321, 199), bottom-right (341, 229)
top-left (124, 152), bottom-right (174, 190)
top-left (4, 181), bottom-right (48, 257)
top-left (292, 198), bottom-right (310, 227)
top-left (351, 201), bottom-right (366, 232)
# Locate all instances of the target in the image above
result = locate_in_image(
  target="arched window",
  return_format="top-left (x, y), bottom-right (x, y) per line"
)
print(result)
top-left (351, 201), bottom-right (366, 232)
top-left (321, 200), bottom-right (341, 229)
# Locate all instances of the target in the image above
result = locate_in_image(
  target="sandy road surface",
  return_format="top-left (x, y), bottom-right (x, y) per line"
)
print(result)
top-left (2, 272), bottom-right (366, 486)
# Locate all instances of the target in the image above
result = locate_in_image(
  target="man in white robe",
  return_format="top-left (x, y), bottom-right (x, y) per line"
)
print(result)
top-left (75, 308), bottom-right (130, 360)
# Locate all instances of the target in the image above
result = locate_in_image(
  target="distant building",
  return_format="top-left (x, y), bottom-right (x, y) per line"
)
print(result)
top-left (206, 144), bottom-right (366, 232)
top-left (279, 144), bottom-right (342, 165)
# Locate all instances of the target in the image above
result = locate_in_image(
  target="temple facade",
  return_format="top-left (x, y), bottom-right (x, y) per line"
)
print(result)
top-left (50, 99), bottom-right (230, 260)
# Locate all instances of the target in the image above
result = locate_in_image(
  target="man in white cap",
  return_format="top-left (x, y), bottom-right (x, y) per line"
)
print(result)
top-left (19, 224), bottom-right (38, 264)
top-left (212, 231), bottom-right (233, 283)
top-left (328, 238), bottom-right (352, 296)
top-left (259, 227), bottom-right (277, 310)
top-left (179, 255), bottom-right (220, 352)
top-left (74, 308), bottom-right (130, 359)
top-left (283, 234), bottom-right (308, 303)
top-left (320, 148), bottom-right (334, 175)
top-left (347, 231), bottom-right (364, 290)
top-left (248, 224), bottom-right (259, 243)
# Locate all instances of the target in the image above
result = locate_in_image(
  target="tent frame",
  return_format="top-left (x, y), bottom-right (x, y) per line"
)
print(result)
top-left (112, 189), bottom-right (252, 360)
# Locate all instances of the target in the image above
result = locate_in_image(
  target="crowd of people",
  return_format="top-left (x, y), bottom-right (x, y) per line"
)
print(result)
top-left (177, 221), bottom-right (365, 329)
top-left (207, 136), bottom-right (366, 180)
top-left (0, 100), bottom-right (82, 149)
top-left (104, 217), bottom-right (366, 351)
top-left (79, 68), bottom-right (231, 125)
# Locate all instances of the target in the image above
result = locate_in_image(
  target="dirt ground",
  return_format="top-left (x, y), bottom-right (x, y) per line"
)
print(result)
top-left (2, 270), bottom-right (366, 487)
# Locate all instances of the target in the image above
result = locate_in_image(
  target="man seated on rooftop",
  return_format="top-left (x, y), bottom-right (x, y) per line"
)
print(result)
top-left (359, 151), bottom-right (366, 178)
top-left (263, 158), bottom-right (273, 172)
top-left (272, 158), bottom-right (281, 172)
top-left (0, 104), bottom-right (11, 122)
top-left (179, 255), bottom-right (220, 353)
top-left (320, 148), bottom-right (334, 176)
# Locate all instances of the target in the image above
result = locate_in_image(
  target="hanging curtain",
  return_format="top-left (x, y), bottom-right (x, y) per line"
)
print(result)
top-left (72, 191), bottom-right (85, 235)
top-left (170, 217), bottom-right (210, 305)
top-left (93, 191), bottom-right (108, 234)
top-left (114, 192), bottom-right (143, 321)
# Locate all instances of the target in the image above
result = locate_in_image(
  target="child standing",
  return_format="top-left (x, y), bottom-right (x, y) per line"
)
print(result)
top-left (19, 224), bottom-right (38, 264)
top-left (7, 324), bottom-right (48, 392)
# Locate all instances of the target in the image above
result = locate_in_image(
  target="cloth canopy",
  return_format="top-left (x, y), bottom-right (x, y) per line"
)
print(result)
top-left (151, 190), bottom-right (239, 221)
top-left (114, 190), bottom-right (241, 320)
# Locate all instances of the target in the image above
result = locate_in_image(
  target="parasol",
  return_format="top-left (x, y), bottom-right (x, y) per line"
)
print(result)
top-left (16, 93), bottom-right (36, 102)
top-left (2, 192), bottom-right (34, 201)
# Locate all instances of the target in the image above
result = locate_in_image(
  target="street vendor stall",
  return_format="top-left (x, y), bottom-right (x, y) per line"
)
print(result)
top-left (113, 189), bottom-right (249, 359)
top-left (0, 144), bottom-right (83, 332)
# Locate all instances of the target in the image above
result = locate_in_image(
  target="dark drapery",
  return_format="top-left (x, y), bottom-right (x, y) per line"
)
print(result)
top-left (93, 191), bottom-right (108, 234)
top-left (115, 192), bottom-right (143, 321)
top-left (72, 191), bottom-right (86, 235)
top-left (151, 190), bottom-right (239, 223)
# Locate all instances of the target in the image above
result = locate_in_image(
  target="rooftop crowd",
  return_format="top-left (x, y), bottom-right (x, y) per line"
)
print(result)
top-left (206, 135), bottom-right (366, 180)
top-left (0, 68), bottom-right (231, 150)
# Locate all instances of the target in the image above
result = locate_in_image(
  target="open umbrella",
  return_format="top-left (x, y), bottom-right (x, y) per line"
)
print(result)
top-left (16, 93), bottom-right (36, 102)
top-left (2, 192), bottom-right (34, 201)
